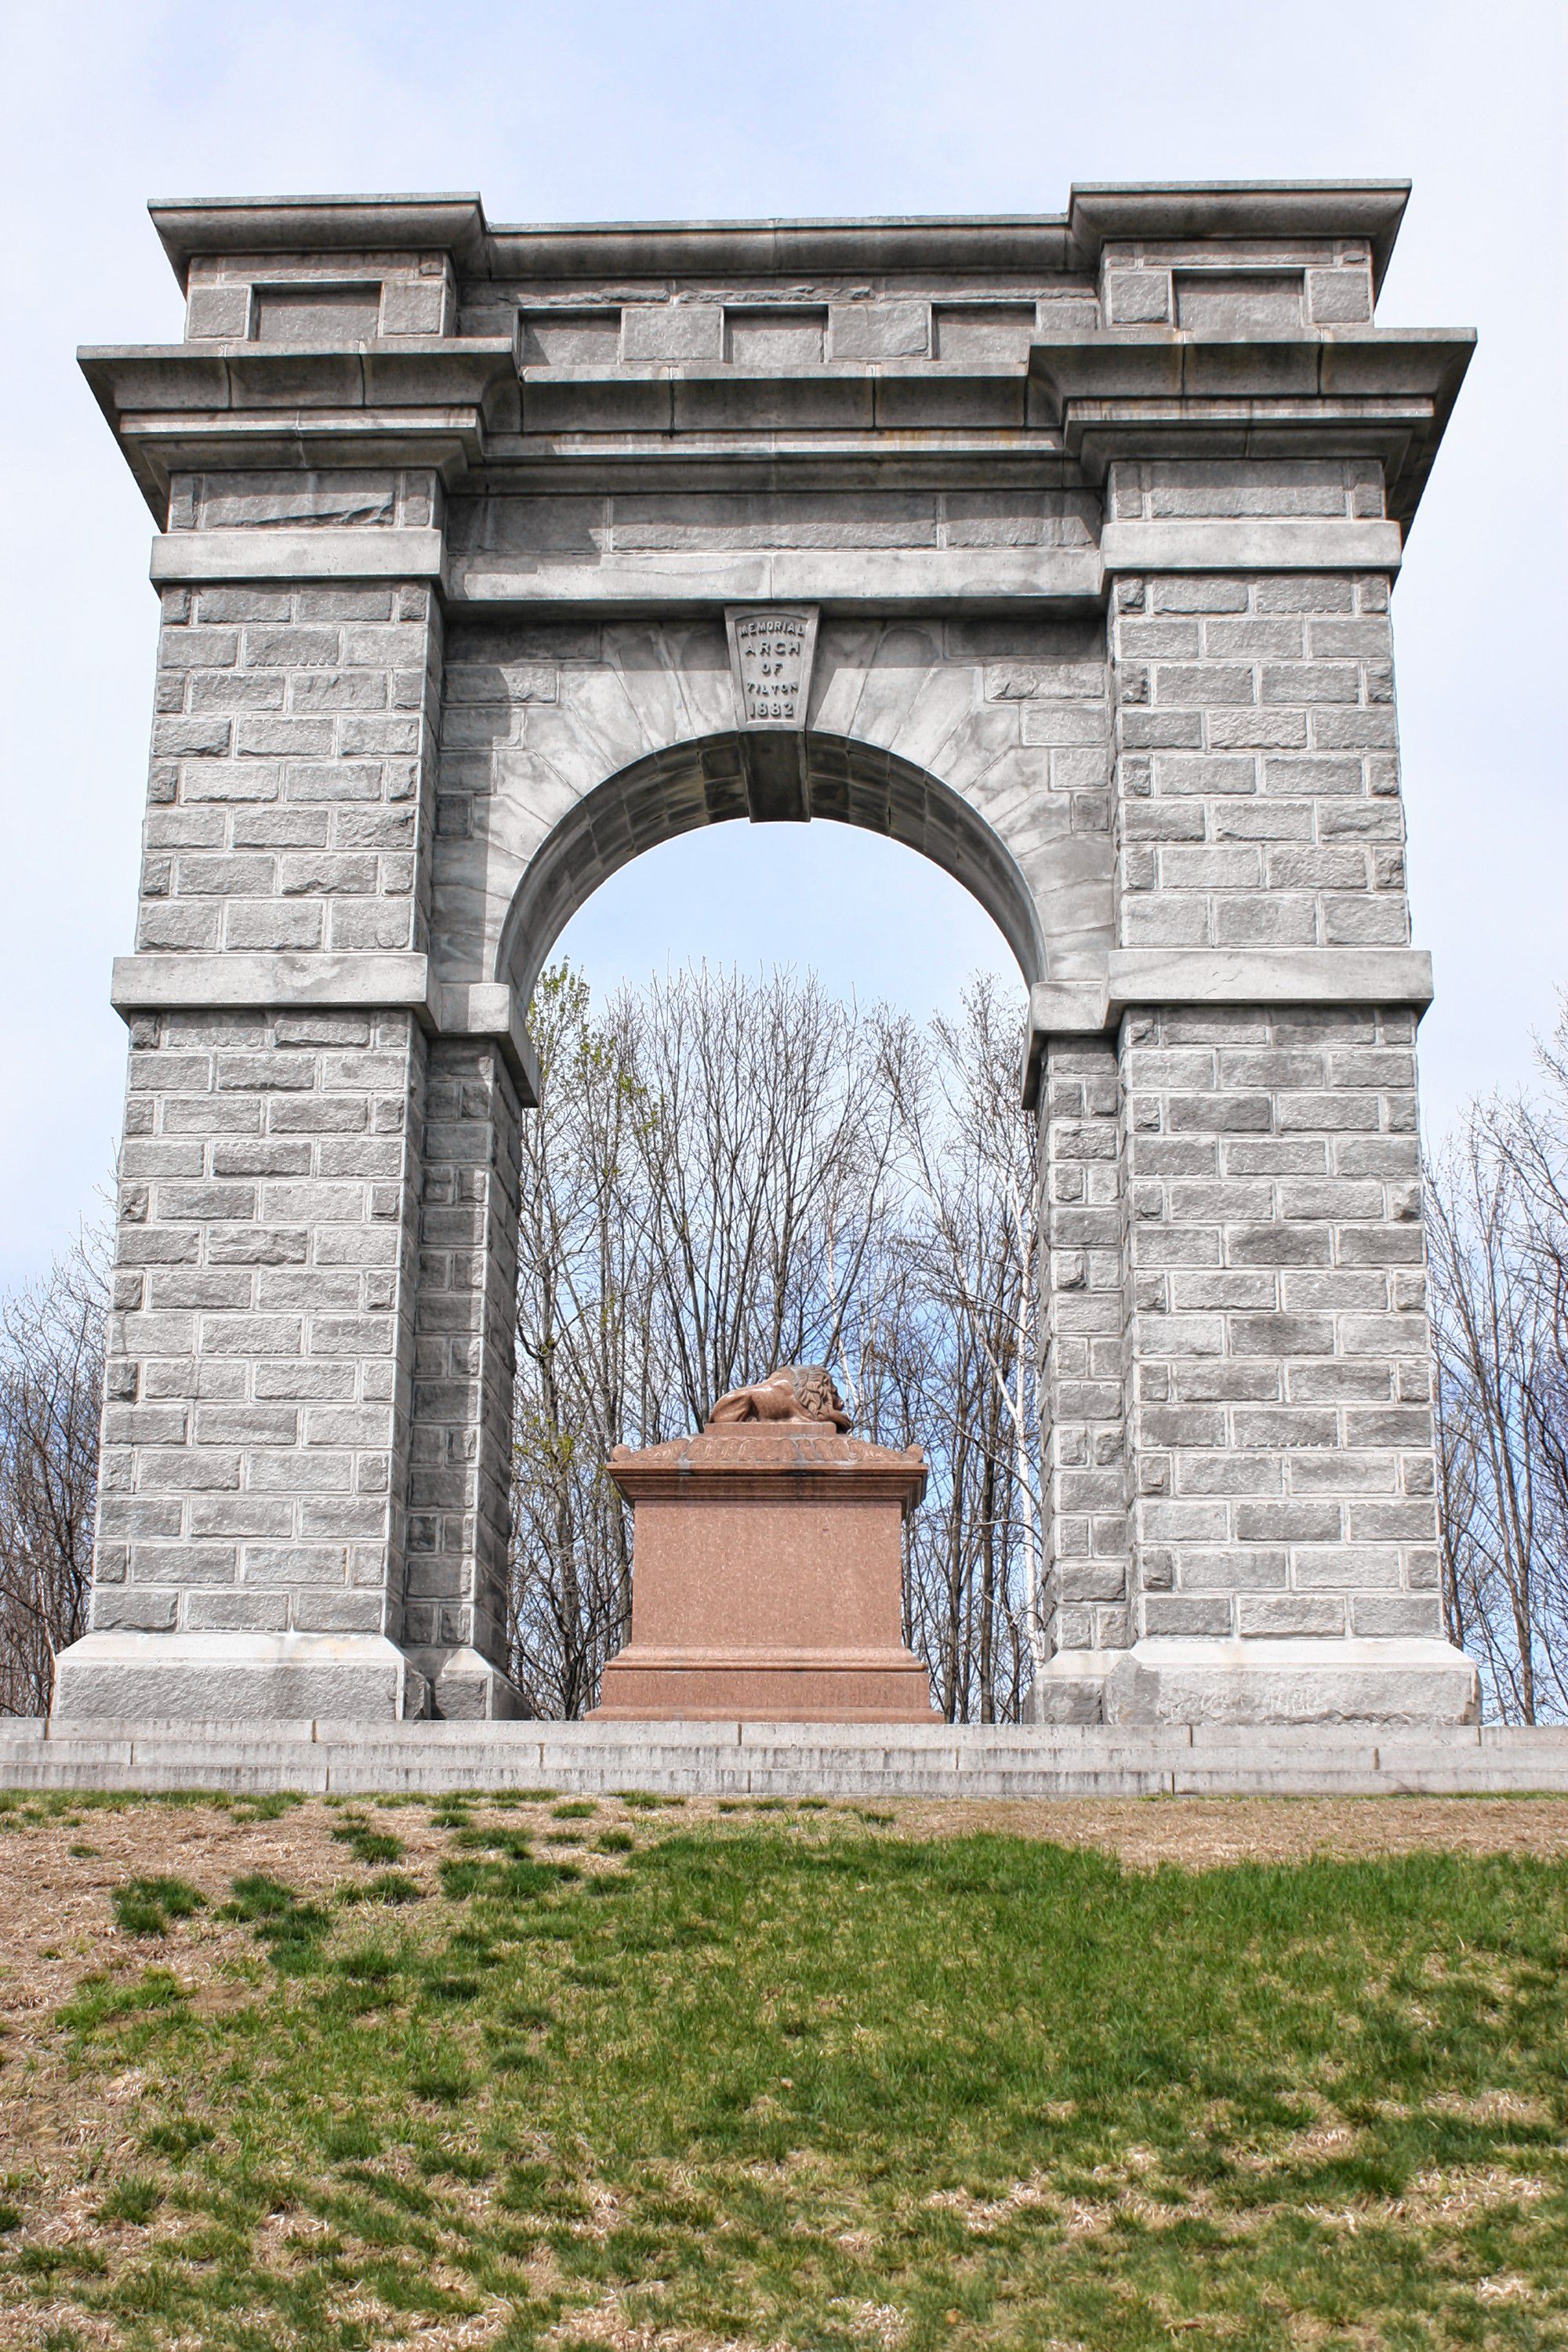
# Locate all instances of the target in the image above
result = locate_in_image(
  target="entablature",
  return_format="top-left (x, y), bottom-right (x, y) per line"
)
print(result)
top-left (91, 183), bottom-right (1471, 549)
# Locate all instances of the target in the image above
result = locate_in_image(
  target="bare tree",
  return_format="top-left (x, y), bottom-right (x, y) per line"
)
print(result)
top-left (509, 965), bottom-right (913, 1715)
top-left (0, 1232), bottom-right (107, 1714)
top-left (509, 967), bottom-right (657, 1717)
top-left (508, 963), bottom-right (1041, 1723)
top-left (624, 967), bottom-right (906, 1430)
top-left (1428, 1012), bottom-right (1568, 1721)
top-left (847, 978), bottom-right (1042, 1722)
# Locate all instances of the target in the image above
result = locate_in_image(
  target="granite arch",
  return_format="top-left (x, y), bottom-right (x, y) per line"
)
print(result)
top-left (491, 728), bottom-right (1049, 1004)
top-left (57, 183), bottom-right (1482, 1733)
top-left (429, 611), bottom-right (1115, 1011)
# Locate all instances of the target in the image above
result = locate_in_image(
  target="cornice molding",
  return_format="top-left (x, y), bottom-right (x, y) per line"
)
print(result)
top-left (1029, 328), bottom-right (1473, 526)
top-left (146, 181), bottom-right (1412, 292)
top-left (150, 194), bottom-right (491, 288)
top-left (1064, 183), bottom-right (1410, 292)
top-left (1021, 947), bottom-right (1436, 1105)
top-left (111, 952), bottom-right (539, 1102)
top-left (78, 340), bottom-right (517, 516)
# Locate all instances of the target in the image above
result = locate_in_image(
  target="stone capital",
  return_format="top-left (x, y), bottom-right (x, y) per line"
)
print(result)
top-left (79, 339), bottom-right (517, 517)
top-left (1022, 948), bottom-right (1436, 1105)
top-left (111, 953), bottom-right (539, 1102)
top-left (1029, 327), bottom-right (1473, 524)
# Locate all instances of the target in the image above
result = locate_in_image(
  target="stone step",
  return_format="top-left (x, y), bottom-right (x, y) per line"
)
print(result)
top-left (4, 1720), bottom-right (1567, 1799)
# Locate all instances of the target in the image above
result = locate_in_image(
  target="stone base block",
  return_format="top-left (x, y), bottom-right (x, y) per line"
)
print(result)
top-left (407, 1645), bottom-right (526, 1722)
top-left (1024, 1650), bottom-right (1112, 1725)
top-left (593, 1643), bottom-right (938, 1722)
top-left (1102, 1635), bottom-right (1480, 1727)
top-left (9, 1718), bottom-right (1565, 1800)
top-left (50, 1632), bottom-right (430, 1723)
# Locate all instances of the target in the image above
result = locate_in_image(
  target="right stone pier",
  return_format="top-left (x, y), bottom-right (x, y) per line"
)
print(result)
top-left (1032, 999), bottom-right (1475, 1726)
top-left (1029, 449), bottom-right (1476, 1726)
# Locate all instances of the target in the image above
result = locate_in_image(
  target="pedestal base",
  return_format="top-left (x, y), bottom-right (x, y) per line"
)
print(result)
top-left (50, 1632), bottom-right (431, 1722)
top-left (1023, 1650), bottom-right (1111, 1725)
top-left (594, 1642), bottom-right (937, 1722)
top-left (1026, 1635), bottom-right (1480, 1727)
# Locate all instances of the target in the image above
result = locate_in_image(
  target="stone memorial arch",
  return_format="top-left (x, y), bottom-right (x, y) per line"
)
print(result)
top-left (52, 181), bottom-right (1480, 1727)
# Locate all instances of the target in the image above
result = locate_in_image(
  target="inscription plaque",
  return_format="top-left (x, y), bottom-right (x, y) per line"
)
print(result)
top-left (726, 605), bottom-right (818, 729)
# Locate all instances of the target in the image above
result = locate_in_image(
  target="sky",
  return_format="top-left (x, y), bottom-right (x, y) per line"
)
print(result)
top-left (0, 0), bottom-right (1563, 1290)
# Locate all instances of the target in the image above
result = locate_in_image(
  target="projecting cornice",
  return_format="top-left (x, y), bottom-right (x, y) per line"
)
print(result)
top-left (1063, 183), bottom-right (1410, 292)
top-left (150, 194), bottom-right (492, 287)
top-left (1028, 328), bottom-right (1474, 527)
top-left (93, 187), bottom-right (1470, 532)
top-left (146, 180), bottom-right (1411, 291)
top-left (78, 339), bottom-right (518, 515)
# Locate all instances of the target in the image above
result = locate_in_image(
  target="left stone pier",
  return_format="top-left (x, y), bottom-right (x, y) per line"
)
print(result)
top-left (52, 194), bottom-right (529, 1719)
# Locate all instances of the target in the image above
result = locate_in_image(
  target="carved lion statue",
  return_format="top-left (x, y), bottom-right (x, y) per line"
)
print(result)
top-left (705, 1364), bottom-right (853, 1432)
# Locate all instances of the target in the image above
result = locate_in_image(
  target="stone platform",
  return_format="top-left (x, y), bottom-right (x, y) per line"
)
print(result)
top-left (2, 1719), bottom-right (1566, 1800)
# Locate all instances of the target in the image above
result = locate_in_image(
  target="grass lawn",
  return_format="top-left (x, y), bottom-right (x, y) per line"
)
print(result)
top-left (1, 1788), bottom-right (1566, 2349)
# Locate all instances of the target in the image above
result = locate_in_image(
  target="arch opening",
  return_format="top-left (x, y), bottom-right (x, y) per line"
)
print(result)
top-left (493, 730), bottom-right (1048, 1006)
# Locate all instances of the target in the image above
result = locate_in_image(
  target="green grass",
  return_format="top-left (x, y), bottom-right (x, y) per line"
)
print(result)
top-left (0, 1787), bottom-right (307, 1828)
top-left (336, 1869), bottom-right (425, 1907)
top-left (6, 1815), bottom-right (1568, 2347)
top-left (109, 1875), bottom-right (206, 1937)
top-left (328, 1814), bottom-right (408, 1867)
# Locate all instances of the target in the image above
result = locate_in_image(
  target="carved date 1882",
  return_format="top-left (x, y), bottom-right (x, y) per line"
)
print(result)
top-left (726, 605), bottom-right (819, 728)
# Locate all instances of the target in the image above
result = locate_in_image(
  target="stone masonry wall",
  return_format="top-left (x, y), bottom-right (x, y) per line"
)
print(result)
top-left (406, 1040), bottom-right (524, 1682)
top-left (142, 552), bottom-right (441, 964)
top-left (95, 1007), bottom-right (426, 1642)
top-left (1109, 477), bottom-right (1407, 964)
top-left (1095, 240), bottom-right (1375, 329)
top-left (1037, 1034), bottom-right (1129, 1661)
top-left (434, 609), bottom-right (1114, 994)
top-left (1120, 1003), bottom-right (1441, 1642)
top-left (99, 546), bottom-right (535, 1693)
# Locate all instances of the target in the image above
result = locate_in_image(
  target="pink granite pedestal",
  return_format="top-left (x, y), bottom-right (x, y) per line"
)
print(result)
top-left (591, 1428), bottom-right (937, 1722)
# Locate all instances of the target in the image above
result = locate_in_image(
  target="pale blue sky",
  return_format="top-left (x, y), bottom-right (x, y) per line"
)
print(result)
top-left (1, 0), bottom-right (1563, 1287)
